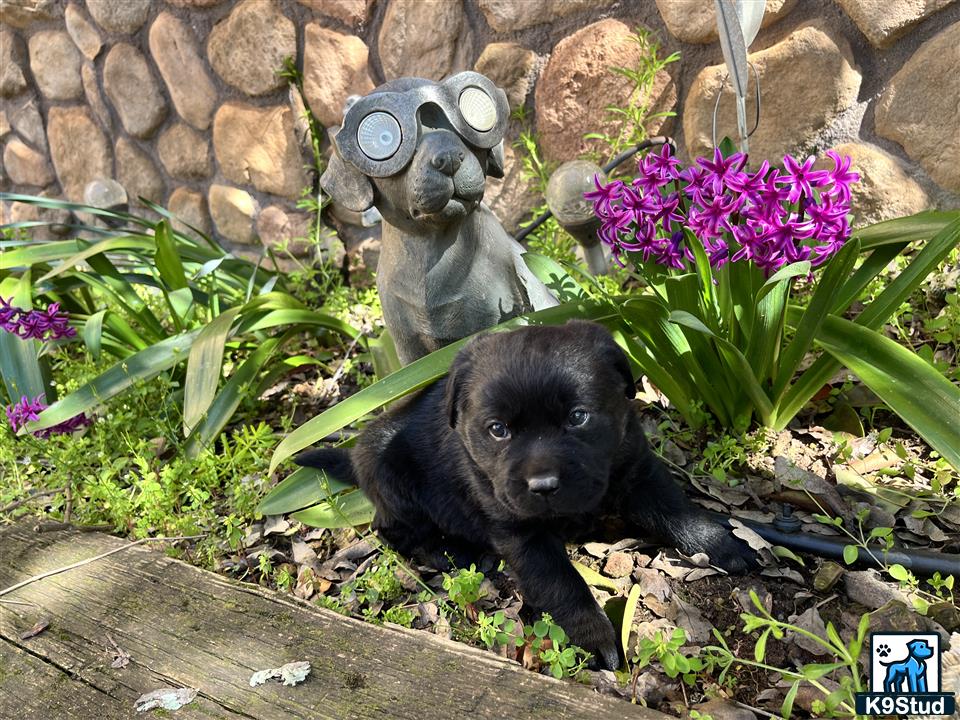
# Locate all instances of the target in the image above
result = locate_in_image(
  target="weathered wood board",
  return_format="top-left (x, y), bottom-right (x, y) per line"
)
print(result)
top-left (0, 523), bottom-right (668, 719)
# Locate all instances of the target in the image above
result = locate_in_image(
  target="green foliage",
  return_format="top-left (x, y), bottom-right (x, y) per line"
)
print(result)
top-left (442, 564), bottom-right (486, 612)
top-left (0, 194), bottom-right (360, 454)
top-left (703, 591), bottom-right (870, 719)
top-left (583, 27), bottom-right (681, 159)
top-left (519, 613), bottom-right (592, 680)
top-left (0, 352), bottom-right (274, 562)
top-left (633, 627), bottom-right (707, 686)
top-left (474, 610), bottom-right (516, 649)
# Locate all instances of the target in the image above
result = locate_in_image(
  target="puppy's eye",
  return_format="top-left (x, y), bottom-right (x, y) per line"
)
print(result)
top-left (487, 421), bottom-right (510, 440)
top-left (459, 87), bottom-right (497, 132)
top-left (567, 409), bottom-right (589, 427)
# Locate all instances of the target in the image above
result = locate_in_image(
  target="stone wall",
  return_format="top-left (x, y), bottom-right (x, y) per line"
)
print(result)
top-left (1, 0), bottom-right (958, 268)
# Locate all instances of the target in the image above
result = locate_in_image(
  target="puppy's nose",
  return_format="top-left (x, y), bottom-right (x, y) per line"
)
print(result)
top-left (431, 149), bottom-right (464, 176)
top-left (527, 474), bottom-right (559, 496)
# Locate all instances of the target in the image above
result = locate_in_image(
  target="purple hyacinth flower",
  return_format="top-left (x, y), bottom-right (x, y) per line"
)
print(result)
top-left (5, 394), bottom-right (92, 437)
top-left (584, 175), bottom-right (624, 217)
top-left (726, 160), bottom-right (771, 205)
top-left (696, 147), bottom-right (747, 194)
top-left (645, 143), bottom-right (681, 181)
top-left (0, 297), bottom-right (20, 333)
top-left (779, 154), bottom-right (830, 204)
top-left (821, 150), bottom-right (860, 204)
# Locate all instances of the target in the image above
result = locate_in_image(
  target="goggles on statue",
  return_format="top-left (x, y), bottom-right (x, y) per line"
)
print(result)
top-left (334, 72), bottom-right (510, 178)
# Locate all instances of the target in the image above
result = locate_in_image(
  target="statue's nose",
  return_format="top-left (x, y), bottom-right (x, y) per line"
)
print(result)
top-left (430, 148), bottom-right (464, 176)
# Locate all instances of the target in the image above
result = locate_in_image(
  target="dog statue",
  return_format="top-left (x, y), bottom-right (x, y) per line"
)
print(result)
top-left (882, 638), bottom-right (934, 693)
top-left (320, 72), bottom-right (558, 365)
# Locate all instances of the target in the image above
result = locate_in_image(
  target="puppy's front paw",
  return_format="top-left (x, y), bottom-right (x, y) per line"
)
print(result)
top-left (563, 606), bottom-right (620, 671)
top-left (688, 520), bottom-right (757, 574)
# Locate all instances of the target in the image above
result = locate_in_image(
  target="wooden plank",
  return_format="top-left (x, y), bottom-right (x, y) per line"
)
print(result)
top-left (0, 524), bottom-right (668, 719)
top-left (0, 639), bottom-right (131, 720)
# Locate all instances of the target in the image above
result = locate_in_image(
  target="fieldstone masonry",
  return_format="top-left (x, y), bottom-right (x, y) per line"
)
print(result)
top-left (0, 0), bottom-right (957, 272)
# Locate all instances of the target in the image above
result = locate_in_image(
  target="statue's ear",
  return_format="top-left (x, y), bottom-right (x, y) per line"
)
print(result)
top-left (486, 140), bottom-right (505, 179)
top-left (321, 147), bottom-right (374, 213)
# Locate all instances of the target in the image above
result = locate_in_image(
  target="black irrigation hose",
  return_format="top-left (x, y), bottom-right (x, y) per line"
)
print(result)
top-left (513, 136), bottom-right (677, 244)
top-left (711, 512), bottom-right (960, 577)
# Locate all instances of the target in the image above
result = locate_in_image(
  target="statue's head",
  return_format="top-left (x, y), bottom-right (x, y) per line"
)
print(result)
top-left (321, 72), bottom-right (509, 232)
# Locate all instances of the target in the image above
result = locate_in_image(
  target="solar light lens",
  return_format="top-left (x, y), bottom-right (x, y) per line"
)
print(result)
top-left (458, 87), bottom-right (497, 132)
top-left (357, 112), bottom-right (402, 160)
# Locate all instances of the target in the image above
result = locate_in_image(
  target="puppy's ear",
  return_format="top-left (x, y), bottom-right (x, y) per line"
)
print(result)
top-left (486, 141), bottom-right (505, 179)
top-left (320, 145), bottom-right (374, 213)
top-left (445, 336), bottom-right (485, 428)
top-left (445, 355), bottom-right (470, 429)
top-left (607, 337), bottom-right (637, 398)
top-left (571, 321), bottom-right (636, 398)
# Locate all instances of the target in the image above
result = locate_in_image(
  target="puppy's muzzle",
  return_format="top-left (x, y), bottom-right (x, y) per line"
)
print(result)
top-left (527, 474), bottom-right (560, 496)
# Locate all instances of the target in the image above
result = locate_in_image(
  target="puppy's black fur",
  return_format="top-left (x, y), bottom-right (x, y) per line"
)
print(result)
top-left (298, 321), bottom-right (753, 669)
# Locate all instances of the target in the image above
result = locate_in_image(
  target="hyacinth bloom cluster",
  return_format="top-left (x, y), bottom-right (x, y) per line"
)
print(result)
top-left (0, 297), bottom-right (76, 341)
top-left (587, 145), bottom-right (859, 274)
top-left (5, 395), bottom-right (92, 438)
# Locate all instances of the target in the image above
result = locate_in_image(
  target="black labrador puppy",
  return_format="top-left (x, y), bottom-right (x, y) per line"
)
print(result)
top-left (297, 321), bottom-right (753, 668)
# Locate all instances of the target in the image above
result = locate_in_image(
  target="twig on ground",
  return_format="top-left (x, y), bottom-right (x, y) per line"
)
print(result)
top-left (735, 700), bottom-right (778, 718)
top-left (1, 487), bottom-right (65, 513)
top-left (0, 533), bottom-right (205, 598)
top-left (33, 521), bottom-right (112, 533)
top-left (63, 483), bottom-right (73, 524)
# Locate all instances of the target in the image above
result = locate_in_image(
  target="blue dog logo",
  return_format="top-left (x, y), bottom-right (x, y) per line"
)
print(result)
top-left (881, 638), bottom-right (934, 693)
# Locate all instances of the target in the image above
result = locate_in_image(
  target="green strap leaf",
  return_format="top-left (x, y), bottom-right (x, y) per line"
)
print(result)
top-left (186, 331), bottom-right (294, 456)
top-left (258, 466), bottom-right (354, 515)
top-left (854, 210), bottom-right (959, 250)
top-left (523, 252), bottom-right (590, 303)
top-left (182, 307), bottom-right (241, 435)
top-left (37, 237), bottom-right (156, 282)
top-left (777, 215), bottom-right (960, 429)
top-left (24, 329), bottom-right (201, 433)
top-left (0, 239), bottom-right (85, 269)
top-left (772, 241), bottom-right (859, 405)
top-left (0, 273), bottom-right (49, 404)
top-left (238, 308), bottom-right (361, 340)
top-left (154, 220), bottom-right (189, 290)
top-left (669, 310), bottom-right (773, 425)
top-left (82, 309), bottom-right (108, 361)
top-left (815, 315), bottom-right (960, 470)
top-left (292, 490), bottom-right (375, 529)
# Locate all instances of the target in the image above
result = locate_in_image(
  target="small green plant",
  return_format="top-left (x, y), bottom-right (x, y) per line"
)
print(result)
top-left (442, 563), bottom-right (486, 612)
top-left (474, 610), bottom-right (516, 649)
top-left (926, 571), bottom-right (955, 602)
top-left (519, 614), bottom-right (592, 680)
top-left (633, 627), bottom-right (707, 686)
top-left (703, 591), bottom-right (870, 719)
top-left (380, 605), bottom-right (416, 627)
top-left (584, 27), bottom-right (680, 159)
top-left (343, 549), bottom-right (406, 608)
